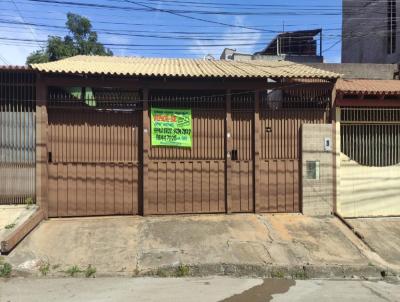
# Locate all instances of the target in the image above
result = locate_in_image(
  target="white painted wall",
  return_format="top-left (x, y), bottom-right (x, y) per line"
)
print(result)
top-left (338, 153), bottom-right (400, 217)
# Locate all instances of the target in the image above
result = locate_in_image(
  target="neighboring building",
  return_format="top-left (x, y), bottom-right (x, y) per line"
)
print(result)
top-left (342, 0), bottom-right (400, 63)
top-left (307, 63), bottom-right (400, 80)
top-left (220, 29), bottom-right (324, 63)
top-left (334, 79), bottom-right (400, 217)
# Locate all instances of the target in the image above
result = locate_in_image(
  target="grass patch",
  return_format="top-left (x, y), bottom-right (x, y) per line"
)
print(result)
top-left (176, 265), bottom-right (190, 277)
top-left (271, 270), bottom-right (285, 279)
top-left (84, 265), bottom-right (96, 278)
top-left (4, 223), bottom-right (16, 230)
top-left (291, 270), bottom-right (308, 280)
top-left (0, 262), bottom-right (12, 278)
top-left (65, 265), bottom-right (82, 277)
top-left (39, 261), bottom-right (50, 276)
top-left (25, 197), bottom-right (34, 209)
top-left (156, 268), bottom-right (168, 278)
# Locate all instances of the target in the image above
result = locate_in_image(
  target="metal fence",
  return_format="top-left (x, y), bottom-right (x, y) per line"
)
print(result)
top-left (341, 107), bottom-right (400, 167)
top-left (0, 68), bottom-right (36, 204)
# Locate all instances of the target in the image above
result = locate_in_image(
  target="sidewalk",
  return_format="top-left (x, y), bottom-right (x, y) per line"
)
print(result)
top-left (347, 217), bottom-right (400, 267)
top-left (3, 214), bottom-right (397, 278)
top-left (0, 205), bottom-right (38, 243)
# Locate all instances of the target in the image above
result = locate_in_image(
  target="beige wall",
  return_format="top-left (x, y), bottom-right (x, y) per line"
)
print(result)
top-left (302, 124), bottom-right (334, 216)
top-left (338, 154), bottom-right (400, 218)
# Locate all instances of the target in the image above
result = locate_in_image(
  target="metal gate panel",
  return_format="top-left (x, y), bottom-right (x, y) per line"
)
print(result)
top-left (147, 93), bottom-right (226, 215)
top-left (259, 159), bottom-right (299, 213)
top-left (260, 108), bottom-right (327, 213)
top-left (147, 160), bottom-right (225, 215)
top-left (231, 94), bottom-right (254, 213)
top-left (47, 107), bottom-right (141, 217)
top-left (0, 69), bottom-right (36, 204)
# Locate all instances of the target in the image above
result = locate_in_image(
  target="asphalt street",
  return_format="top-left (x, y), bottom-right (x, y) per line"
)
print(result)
top-left (1, 277), bottom-right (399, 302)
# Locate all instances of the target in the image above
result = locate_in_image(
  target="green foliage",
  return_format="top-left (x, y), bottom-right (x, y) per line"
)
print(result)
top-left (26, 12), bottom-right (112, 64)
top-left (176, 265), bottom-right (190, 277)
top-left (4, 223), bottom-right (16, 230)
top-left (25, 197), bottom-right (34, 209)
top-left (39, 261), bottom-right (50, 276)
top-left (66, 265), bottom-right (82, 277)
top-left (0, 262), bottom-right (12, 278)
top-left (84, 264), bottom-right (96, 278)
top-left (271, 270), bottom-right (285, 279)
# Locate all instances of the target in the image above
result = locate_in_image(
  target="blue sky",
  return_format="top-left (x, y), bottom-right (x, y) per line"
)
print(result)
top-left (0, 0), bottom-right (342, 65)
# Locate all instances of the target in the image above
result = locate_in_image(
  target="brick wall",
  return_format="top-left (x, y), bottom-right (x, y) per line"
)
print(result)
top-left (301, 124), bottom-right (334, 216)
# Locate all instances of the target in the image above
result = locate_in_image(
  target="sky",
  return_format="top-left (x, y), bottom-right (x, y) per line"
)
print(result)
top-left (0, 0), bottom-right (342, 65)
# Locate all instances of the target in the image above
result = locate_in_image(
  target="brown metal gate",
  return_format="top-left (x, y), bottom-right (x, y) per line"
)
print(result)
top-left (258, 88), bottom-right (330, 213)
top-left (47, 89), bottom-right (141, 217)
top-left (231, 93), bottom-right (254, 213)
top-left (146, 92), bottom-right (226, 215)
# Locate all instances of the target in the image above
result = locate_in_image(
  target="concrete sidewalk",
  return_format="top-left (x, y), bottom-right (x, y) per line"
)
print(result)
top-left (348, 217), bottom-right (400, 267)
top-left (3, 214), bottom-right (396, 278)
top-left (0, 205), bottom-right (38, 243)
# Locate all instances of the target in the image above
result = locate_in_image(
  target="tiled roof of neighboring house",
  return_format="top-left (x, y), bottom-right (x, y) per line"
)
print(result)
top-left (0, 65), bottom-right (31, 71)
top-left (336, 79), bottom-right (400, 95)
top-left (30, 55), bottom-right (340, 79)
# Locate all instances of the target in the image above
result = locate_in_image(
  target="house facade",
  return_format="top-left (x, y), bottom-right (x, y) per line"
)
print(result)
top-left (1, 56), bottom-right (338, 219)
top-left (342, 0), bottom-right (400, 63)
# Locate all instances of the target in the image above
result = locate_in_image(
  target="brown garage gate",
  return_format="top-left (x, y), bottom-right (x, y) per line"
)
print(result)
top-left (46, 88), bottom-right (142, 217)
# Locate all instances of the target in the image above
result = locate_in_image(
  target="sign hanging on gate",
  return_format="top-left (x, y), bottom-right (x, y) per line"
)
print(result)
top-left (151, 108), bottom-right (192, 148)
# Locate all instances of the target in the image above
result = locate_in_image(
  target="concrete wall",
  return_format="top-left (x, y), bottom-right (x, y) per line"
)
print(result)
top-left (342, 0), bottom-right (400, 63)
top-left (302, 124), bottom-right (334, 216)
top-left (306, 63), bottom-right (398, 80)
top-left (338, 154), bottom-right (400, 218)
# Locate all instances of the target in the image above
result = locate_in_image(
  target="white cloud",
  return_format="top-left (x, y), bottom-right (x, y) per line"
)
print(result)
top-left (187, 16), bottom-right (263, 59)
top-left (0, 15), bottom-right (53, 65)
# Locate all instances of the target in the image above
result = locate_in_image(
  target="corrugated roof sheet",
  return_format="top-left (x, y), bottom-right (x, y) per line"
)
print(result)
top-left (0, 65), bottom-right (31, 71)
top-left (336, 79), bottom-right (400, 95)
top-left (30, 55), bottom-right (340, 79)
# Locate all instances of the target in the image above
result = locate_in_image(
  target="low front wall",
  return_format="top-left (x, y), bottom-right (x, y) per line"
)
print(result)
top-left (338, 154), bottom-right (400, 218)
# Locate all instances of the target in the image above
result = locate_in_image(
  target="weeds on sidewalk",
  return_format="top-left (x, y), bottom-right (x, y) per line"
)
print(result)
top-left (176, 265), bottom-right (190, 277)
top-left (271, 270), bottom-right (285, 279)
top-left (25, 197), bottom-right (34, 209)
top-left (4, 223), bottom-right (16, 230)
top-left (0, 262), bottom-right (12, 278)
top-left (66, 265), bottom-right (82, 277)
top-left (85, 265), bottom-right (96, 278)
top-left (39, 261), bottom-right (50, 276)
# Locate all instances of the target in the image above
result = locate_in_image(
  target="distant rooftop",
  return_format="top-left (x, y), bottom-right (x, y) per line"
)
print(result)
top-left (255, 29), bottom-right (322, 57)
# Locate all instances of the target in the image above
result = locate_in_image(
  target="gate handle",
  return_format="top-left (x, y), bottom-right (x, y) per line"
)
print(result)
top-left (231, 149), bottom-right (238, 161)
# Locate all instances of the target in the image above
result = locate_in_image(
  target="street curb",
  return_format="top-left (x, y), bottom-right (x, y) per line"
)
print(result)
top-left (6, 263), bottom-right (399, 280)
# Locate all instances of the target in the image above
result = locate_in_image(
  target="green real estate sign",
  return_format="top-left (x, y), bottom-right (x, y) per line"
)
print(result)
top-left (151, 108), bottom-right (192, 148)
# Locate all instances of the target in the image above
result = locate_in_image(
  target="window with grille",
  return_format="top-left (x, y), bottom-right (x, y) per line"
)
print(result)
top-left (387, 0), bottom-right (397, 54)
top-left (341, 108), bottom-right (400, 167)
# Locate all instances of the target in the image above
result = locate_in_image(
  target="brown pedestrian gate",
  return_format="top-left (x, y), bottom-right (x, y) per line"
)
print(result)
top-left (46, 89), bottom-right (142, 217)
top-left (231, 93), bottom-right (254, 213)
top-left (146, 92), bottom-right (226, 214)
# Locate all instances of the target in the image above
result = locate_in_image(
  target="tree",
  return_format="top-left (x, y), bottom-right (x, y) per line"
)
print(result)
top-left (26, 13), bottom-right (112, 64)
